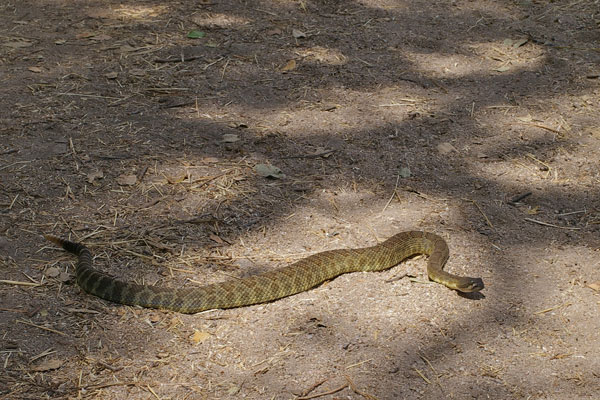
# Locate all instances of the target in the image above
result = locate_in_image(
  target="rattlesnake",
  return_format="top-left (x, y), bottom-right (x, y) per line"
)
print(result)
top-left (45, 231), bottom-right (484, 313)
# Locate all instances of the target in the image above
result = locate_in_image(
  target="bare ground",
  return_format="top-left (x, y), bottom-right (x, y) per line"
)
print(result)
top-left (1, 0), bottom-right (600, 399)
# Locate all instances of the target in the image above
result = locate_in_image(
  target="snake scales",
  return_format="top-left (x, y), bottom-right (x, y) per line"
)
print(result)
top-left (45, 231), bottom-right (483, 314)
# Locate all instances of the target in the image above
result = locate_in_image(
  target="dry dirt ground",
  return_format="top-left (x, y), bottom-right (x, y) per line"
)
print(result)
top-left (1, 0), bottom-right (600, 399)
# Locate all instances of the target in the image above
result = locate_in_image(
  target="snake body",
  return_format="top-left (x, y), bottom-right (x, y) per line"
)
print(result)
top-left (45, 231), bottom-right (483, 314)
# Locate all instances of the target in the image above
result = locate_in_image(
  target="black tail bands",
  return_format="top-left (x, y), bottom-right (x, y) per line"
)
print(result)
top-left (44, 234), bottom-right (125, 308)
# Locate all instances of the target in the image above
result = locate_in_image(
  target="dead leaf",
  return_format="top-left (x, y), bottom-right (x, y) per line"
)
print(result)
top-left (87, 169), bottom-right (104, 184)
top-left (54, 39), bottom-right (67, 45)
top-left (586, 281), bottom-right (600, 291)
top-left (76, 32), bottom-right (96, 39)
top-left (58, 272), bottom-right (71, 283)
top-left (436, 142), bottom-right (457, 155)
top-left (255, 164), bottom-right (285, 179)
top-left (281, 59), bottom-right (297, 72)
top-left (292, 29), bottom-right (306, 38)
top-left (32, 358), bottom-right (63, 372)
top-left (310, 147), bottom-right (334, 158)
top-left (398, 167), bottom-right (411, 178)
top-left (512, 38), bottom-right (528, 48)
top-left (86, 8), bottom-right (114, 19)
top-left (28, 66), bottom-right (42, 73)
top-left (227, 384), bottom-right (242, 396)
top-left (191, 330), bottom-right (211, 344)
top-left (3, 40), bottom-right (33, 49)
top-left (104, 72), bottom-right (118, 79)
top-left (129, 69), bottom-right (146, 77)
top-left (209, 233), bottom-right (225, 244)
top-left (149, 314), bottom-right (161, 323)
top-left (526, 206), bottom-right (539, 215)
top-left (116, 174), bottom-right (137, 186)
top-left (517, 115), bottom-right (533, 123)
top-left (45, 267), bottom-right (60, 278)
top-left (90, 34), bottom-right (112, 41)
top-left (222, 134), bottom-right (240, 143)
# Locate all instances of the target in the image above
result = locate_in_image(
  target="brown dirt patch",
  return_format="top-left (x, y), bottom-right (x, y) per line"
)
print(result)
top-left (2, 0), bottom-right (600, 399)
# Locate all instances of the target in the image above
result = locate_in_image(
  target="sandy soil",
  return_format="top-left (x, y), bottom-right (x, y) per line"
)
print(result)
top-left (1, 0), bottom-right (600, 399)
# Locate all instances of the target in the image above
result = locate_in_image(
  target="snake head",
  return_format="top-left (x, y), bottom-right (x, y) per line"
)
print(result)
top-left (461, 278), bottom-right (485, 292)
top-left (460, 277), bottom-right (485, 292)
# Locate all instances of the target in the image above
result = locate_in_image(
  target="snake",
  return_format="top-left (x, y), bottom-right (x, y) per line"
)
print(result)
top-left (44, 231), bottom-right (484, 314)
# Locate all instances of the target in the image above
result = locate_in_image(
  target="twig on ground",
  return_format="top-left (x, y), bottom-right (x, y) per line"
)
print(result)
top-left (464, 198), bottom-right (494, 229)
top-left (299, 378), bottom-right (328, 398)
top-left (279, 149), bottom-right (336, 159)
top-left (381, 174), bottom-right (400, 214)
top-left (346, 375), bottom-right (379, 400)
top-left (0, 279), bottom-right (41, 287)
top-left (16, 319), bottom-right (69, 337)
top-left (524, 217), bottom-right (581, 230)
top-left (154, 55), bottom-right (203, 63)
top-left (534, 302), bottom-right (571, 315)
top-left (414, 368), bottom-right (432, 384)
top-left (296, 382), bottom-right (347, 400)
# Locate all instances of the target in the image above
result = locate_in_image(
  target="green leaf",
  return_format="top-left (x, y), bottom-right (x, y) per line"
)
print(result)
top-left (187, 30), bottom-right (206, 39)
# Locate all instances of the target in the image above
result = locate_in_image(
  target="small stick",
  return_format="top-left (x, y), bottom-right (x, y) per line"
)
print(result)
top-left (297, 383), bottom-right (348, 400)
top-left (30, 347), bottom-right (55, 362)
top-left (381, 174), bottom-right (400, 214)
top-left (525, 153), bottom-right (552, 170)
top-left (557, 210), bottom-right (586, 217)
top-left (523, 123), bottom-right (563, 135)
top-left (473, 200), bottom-right (494, 229)
top-left (0, 279), bottom-right (41, 287)
top-left (346, 375), bottom-right (379, 400)
top-left (409, 278), bottom-right (434, 285)
top-left (146, 384), bottom-right (161, 400)
top-left (97, 360), bottom-right (123, 372)
top-left (534, 302), bottom-right (571, 315)
top-left (463, 198), bottom-right (493, 229)
top-left (419, 354), bottom-right (437, 374)
top-left (299, 378), bottom-right (328, 398)
top-left (384, 273), bottom-right (409, 283)
top-left (136, 166), bottom-right (149, 183)
top-left (414, 368), bottom-right (432, 384)
top-left (0, 307), bottom-right (28, 313)
top-left (154, 55), bottom-right (202, 63)
top-left (8, 194), bottom-right (19, 209)
top-left (345, 359), bottom-right (372, 369)
top-left (16, 319), bottom-right (69, 336)
top-left (420, 353), bottom-right (445, 393)
top-left (524, 218), bottom-right (581, 230)
top-left (221, 58), bottom-right (230, 80)
top-left (279, 149), bottom-right (336, 159)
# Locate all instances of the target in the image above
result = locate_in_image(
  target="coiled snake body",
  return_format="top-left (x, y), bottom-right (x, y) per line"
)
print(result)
top-left (45, 231), bottom-right (483, 314)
